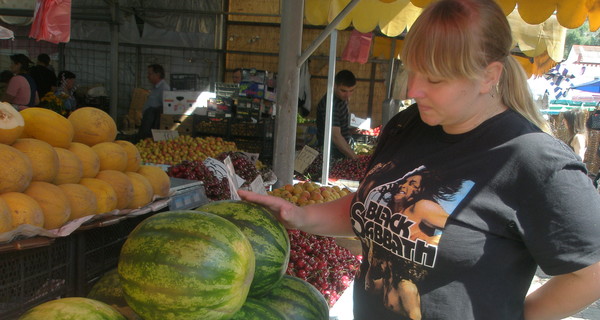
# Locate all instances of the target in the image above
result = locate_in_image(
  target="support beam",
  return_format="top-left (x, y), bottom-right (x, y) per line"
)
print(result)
top-left (272, 0), bottom-right (304, 187)
top-left (109, 0), bottom-right (119, 120)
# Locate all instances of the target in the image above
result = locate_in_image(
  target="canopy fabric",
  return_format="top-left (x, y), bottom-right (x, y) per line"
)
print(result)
top-left (306, 0), bottom-right (570, 74)
top-left (572, 78), bottom-right (600, 93)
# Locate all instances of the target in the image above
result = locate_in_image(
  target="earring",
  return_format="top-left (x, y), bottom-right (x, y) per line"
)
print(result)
top-left (490, 83), bottom-right (499, 98)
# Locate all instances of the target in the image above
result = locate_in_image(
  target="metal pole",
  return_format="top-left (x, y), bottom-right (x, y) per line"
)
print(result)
top-left (321, 30), bottom-right (338, 185)
top-left (109, 0), bottom-right (119, 120)
top-left (272, 0), bottom-right (304, 188)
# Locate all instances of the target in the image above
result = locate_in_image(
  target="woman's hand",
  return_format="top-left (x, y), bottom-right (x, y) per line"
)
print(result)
top-left (238, 189), bottom-right (305, 229)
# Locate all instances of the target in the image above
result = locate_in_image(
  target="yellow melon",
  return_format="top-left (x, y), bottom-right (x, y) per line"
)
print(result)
top-left (0, 102), bottom-right (24, 145)
top-left (115, 140), bottom-right (142, 172)
top-left (53, 147), bottom-right (84, 184)
top-left (137, 165), bottom-right (171, 197)
top-left (68, 142), bottom-right (100, 178)
top-left (68, 107), bottom-right (117, 146)
top-left (20, 107), bottom-right (74, 148)
top-left (0, 144), bottom-right (33, 193)
top-left (79, 178), bottom-right (118, 214)
top-left (0, 192), bottom-right (44, 228)
top-left (95, 170), bottom-right (134, 210)
top-left (125, 171), bottom-right (153, 209)
top-left (58, 183), bottom-right (98, 220)
top-left (0, 197), bottom-right (13, 233)
top-left (12, 138), bottom-right (59, 183)
top-left (92, 142), bottom-right (128, 172)
top-left (24, 181), bottom-right (71, 230)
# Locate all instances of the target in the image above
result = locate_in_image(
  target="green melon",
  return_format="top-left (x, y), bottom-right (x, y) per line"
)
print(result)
top-left (197, 200), bottom-right (290, 297)
top-left (230, 297), bottom-right (287, 320)
top-left (118, 210), bottom-right (255, 320)
top-left (260, 275), bottom-right (329, 320)
top-left (88, 268), bottom-right (142, 320)
top-left (18, 297), bottom-right (125, 320)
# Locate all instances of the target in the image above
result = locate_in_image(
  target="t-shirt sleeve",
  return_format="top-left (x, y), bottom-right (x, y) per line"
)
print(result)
top-left (521, 163), bottom-right (600, 275)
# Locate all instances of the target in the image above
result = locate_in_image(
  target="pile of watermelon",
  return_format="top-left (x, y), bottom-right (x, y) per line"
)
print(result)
top-left (21, 200), bottom-right (328, 320)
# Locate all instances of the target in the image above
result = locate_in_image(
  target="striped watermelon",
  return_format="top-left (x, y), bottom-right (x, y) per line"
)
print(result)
top-left (18, 297), bottom-right (126, 320)
top-left (197, 200), bottom-right (290, 297)
top-left (118, 210), bottom-right (255, 320)
top-left (230, 298), bottom-right (286, 320)
top-left (87, 268), bottom-right (142, 320)
top-left (259, 275), bottom-right (329, 320)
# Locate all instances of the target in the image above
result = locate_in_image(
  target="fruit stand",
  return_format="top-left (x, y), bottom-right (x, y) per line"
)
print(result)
top-left (0, 104), bottom-right (365, 319)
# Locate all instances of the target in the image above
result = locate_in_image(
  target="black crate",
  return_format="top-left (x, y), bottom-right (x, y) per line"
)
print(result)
top-left (74, 214), bottom-right (154, 296)
top-left (0, 237), bottom-right (75, 320)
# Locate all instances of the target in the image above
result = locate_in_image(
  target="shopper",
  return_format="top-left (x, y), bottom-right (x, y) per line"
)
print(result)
top-left (561, 109), bottom-right (587, 161)
top-left (239, 0), bottom-right (600, 319)
top-left (29, 53), bottom-right (57, 98)
top-left (138, 64), bottom-right (170, 139)
top-left (232, 68), bottom-right (242, 84)
top-left (55, 71), bottom-right (77, 112)
top-left (316, 69), bottom-right (359, 161)
top-left (3, 54), bottom-right (38, 110)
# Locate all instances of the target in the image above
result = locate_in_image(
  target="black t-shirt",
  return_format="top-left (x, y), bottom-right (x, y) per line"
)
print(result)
top-left (29, 65), bottom-right (57, 98)
top-left (316, 94), bottom-right (351, 159)
top-left (351, 104), bottom-right (600, 319)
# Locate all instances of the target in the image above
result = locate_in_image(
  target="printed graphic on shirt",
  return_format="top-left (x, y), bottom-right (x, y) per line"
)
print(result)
top-left (351, 165), bottom-right (474, 318)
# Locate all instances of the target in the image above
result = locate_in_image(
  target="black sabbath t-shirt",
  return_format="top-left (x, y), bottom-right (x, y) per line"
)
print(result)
top-left (350, 105), bottom-right (600, 319)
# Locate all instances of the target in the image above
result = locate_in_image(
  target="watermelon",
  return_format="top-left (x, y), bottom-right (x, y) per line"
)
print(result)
top-left (118, 210), bottom-right (255, 320)
top-left (18, 297), bottom-right (126, 320)
top-left (88, 268), bottom-right (142, 320)
top-left (88, 268), bottom-right (126, 306)
top-left (197, 200), bottom-right (290, 297)
top-left (230, 297), bottom-right (286, 320)
top-left (260, 275), bottom-right (329, 320)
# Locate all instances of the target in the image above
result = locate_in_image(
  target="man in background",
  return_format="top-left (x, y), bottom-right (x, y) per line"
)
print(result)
top-left (232, 68), bottom-right (242, 84)
top-left (29, 53), bottom-right (57, 99)
top-left (138, 64), bottom-right (170, 139)
top-left (316, 69), bottom-right (358, 160)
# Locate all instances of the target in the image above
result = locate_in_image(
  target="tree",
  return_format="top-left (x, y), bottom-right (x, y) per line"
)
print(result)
top-left (564, 21), bottom-right (600, 60)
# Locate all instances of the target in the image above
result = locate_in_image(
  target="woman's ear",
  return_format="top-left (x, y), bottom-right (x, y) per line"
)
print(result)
top-left (481, 61), bottom-right (503, 95)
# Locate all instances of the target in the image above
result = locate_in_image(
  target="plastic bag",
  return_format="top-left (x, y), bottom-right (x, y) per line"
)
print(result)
top-left (341, 30), bottom-right (373, 64)
top-left (29, 0), bottom-right (71, 44)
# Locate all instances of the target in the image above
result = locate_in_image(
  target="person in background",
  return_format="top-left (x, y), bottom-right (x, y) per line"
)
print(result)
top-left (3, 54), bottom-right (38, 110)
top-left (29, 53), bottom-right (57, 99)
top-left (316, 69), bottom-right (359, 161)
top-left (0, 70), bottom-right (13, 99)
top-left (239, 0), bottom-right (600, 319)
top-left (55, 71), bottom-right (77, 112)
top-left (562, 109), bottom-right (587, 161)
top-left (138, 64), bottom-right (170, 139)
top-left (232, 68), bottom-right (242, 84)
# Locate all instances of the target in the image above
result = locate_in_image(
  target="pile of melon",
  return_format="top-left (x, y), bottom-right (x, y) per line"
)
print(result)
top-left (0, 103), bottom-right (170, 234)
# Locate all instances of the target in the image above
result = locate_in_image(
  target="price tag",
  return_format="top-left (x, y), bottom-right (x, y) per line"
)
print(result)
top-left (294, 145), bottom-right (319, 173)
top-left (249, 175), bottom-right (267, 195)
top-left (223, 156), bottom-right (241, 200)
top-left (151, 129), bottom-right (179, 141)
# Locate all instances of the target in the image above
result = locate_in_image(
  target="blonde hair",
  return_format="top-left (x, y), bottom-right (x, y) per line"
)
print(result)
top-left (401, 0), bottom-right (551, 134)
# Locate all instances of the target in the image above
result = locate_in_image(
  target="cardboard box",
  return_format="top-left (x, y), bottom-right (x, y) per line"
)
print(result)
top-left (159, 114), bottom-right (194, 135)
top-left (163, 91), bottom-right (209, 115)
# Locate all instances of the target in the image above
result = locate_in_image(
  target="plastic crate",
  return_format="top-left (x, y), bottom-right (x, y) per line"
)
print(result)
top-left (0, 237), bottom-right (75, 320)
top-left (73, 214), bottom-right (154, 296)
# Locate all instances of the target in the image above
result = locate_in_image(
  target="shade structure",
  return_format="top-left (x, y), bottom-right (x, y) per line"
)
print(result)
top-left (572, 79), bottom-right (600, 93)
top-left (305, 0), bottom-right (571, 75)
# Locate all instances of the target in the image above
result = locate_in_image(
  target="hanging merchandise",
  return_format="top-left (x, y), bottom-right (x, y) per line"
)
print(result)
top-left (29, 0), bottom-right (71, 44)
top-left (341, 29), bottom-right (373, 64)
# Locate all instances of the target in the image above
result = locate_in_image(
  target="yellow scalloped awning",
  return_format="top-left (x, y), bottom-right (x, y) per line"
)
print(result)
top-left (305, 0), bottom-right (587, 75)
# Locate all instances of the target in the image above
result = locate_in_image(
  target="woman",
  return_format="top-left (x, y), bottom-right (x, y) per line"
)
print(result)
top-left (55, 71), bottom-right (77, 112)
top-left (562, 109), bottom-right (587, 160)
top-left (2, 54), bottom-right (38, 110)
top-left (240, 0), bottom-right (600, 319)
